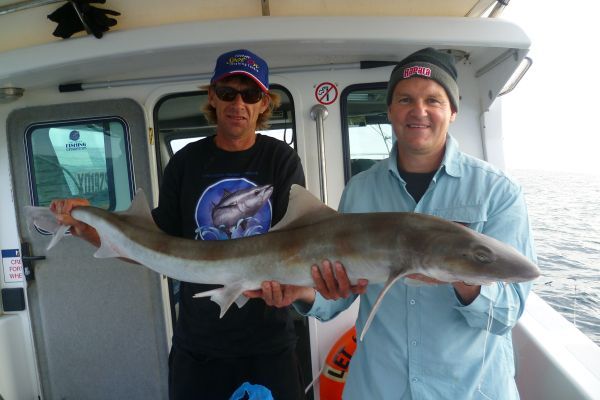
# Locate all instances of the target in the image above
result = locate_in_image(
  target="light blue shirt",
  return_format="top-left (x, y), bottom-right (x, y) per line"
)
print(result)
top-left (299, 135), bottom-right (537, 400)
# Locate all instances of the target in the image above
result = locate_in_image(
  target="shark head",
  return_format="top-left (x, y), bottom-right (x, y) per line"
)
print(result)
top-left (412, 216), bottom-right (540, 285)
top-left (242, 184), bottom-right (274, 211)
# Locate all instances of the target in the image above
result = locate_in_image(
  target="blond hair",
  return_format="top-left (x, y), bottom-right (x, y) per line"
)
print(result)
top-left (201, 76), bottom-right (281, 130)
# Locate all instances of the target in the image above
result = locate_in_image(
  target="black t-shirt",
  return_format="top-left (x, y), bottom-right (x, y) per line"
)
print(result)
top-left (152, 134), bottom-right (306, 357)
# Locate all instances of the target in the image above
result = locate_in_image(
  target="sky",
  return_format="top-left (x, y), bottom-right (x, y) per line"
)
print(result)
top-left (500, 1), bottom-right (600, 175)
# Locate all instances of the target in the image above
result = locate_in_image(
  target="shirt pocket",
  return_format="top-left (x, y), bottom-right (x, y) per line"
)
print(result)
top-left (424, 205), bottom-right (487, 231)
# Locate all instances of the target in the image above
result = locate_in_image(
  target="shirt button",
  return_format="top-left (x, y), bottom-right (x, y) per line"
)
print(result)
top-left (412, 377), bottom-right (419, 383)
top-left (409, 299), bottom-right (416, 305)
top-left (411, 340), bottom-right (417, 346)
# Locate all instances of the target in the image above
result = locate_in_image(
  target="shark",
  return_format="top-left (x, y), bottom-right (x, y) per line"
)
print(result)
top-left (26, 184), bottom-right (540, 339)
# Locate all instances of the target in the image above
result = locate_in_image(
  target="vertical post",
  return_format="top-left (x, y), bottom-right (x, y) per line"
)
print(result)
top-left (310, 104), bottom-right (329, 204)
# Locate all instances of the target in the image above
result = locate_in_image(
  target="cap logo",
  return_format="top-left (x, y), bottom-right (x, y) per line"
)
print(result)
top-left (403, 65), bottom-right (432, 79)
top-left (212, 49), bottom-right (269, 92)
top-left (227, 55), bottom-right (260, 73)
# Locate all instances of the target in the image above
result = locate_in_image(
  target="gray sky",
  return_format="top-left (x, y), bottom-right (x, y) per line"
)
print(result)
top-left (501, 1), bottom-right (600, 175)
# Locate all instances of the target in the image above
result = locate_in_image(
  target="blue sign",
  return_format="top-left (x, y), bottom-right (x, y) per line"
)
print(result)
top-left (1, 249), bottom-right (20, 258)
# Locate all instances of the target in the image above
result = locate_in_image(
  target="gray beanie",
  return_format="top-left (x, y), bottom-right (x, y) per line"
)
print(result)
top-left (386, 47), bottom-right (459, 112)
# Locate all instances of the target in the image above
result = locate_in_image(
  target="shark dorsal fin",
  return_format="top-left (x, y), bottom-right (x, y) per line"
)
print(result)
top-left (123, 188), bottom-right (152, 217)
top-left (270, 184), bottom-right (337, 232)
top-left (118, 188), bottom-right (162, 233)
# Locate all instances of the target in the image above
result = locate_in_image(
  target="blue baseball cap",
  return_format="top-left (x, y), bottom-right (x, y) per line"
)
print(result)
top-left (210, 49), bottom-right (269, 93)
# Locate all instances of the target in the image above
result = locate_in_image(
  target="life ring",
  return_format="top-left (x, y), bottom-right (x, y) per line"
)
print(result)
top-left (319, 326), bottom-right (357, 400)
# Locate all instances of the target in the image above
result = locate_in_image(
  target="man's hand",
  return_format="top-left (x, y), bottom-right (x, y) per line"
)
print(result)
top-left (244, 282), bottom-right (315, 307)
top-left (244, 259), bottom-right (369, 308)
top-left (312, 260), bottom-right (368, 299)
top-left (49, 198), bottom-right (100, 246)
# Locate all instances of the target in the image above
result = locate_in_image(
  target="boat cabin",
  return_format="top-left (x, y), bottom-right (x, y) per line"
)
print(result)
top-left (1, 1), bottom-right (599, 399)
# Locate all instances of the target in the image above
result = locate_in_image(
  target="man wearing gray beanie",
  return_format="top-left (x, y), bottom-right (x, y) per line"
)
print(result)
top-left (386, 47), bottom-right (460, 112)
top-left (255, 47), bottom-right (536, 400)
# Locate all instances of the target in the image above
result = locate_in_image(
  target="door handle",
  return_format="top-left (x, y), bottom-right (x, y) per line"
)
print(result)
top-left (20, 241), bottom-right (45, 281)
top-left (21, 255), bottom-right (46, 261)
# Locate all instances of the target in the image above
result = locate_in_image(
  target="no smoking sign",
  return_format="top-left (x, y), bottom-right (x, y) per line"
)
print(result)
top-left (315, 82), bottom-right (338, 105)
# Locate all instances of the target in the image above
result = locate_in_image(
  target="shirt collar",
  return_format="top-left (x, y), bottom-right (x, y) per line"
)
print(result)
top-left (440, 134), bottom-right (462, 178)
top-left (386, 134), bottom-right (462, 180)
top-left (387, 142), bottom-right (403, 181)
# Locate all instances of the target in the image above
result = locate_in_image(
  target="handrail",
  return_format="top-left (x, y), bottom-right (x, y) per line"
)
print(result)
top-left (59, 63), bottom-right (361, 92)
top-left (310, 104), bottom-right (329, 204)
top-left (499, 56), bottom-right (532, 96)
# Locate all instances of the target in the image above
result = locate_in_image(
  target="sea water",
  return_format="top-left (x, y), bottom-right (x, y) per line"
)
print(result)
top-left (510, 169), bottom-right (600, 346)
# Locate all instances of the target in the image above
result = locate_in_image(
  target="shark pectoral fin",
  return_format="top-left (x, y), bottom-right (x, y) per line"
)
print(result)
top-left (192, 284), bottom-right (245, 318)
top-left (360, 270), bottom-right (406, 342)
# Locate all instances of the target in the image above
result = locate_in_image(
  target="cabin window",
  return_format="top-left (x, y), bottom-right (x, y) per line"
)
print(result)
top-left (341, 83), bottom-right (392, 181)
top-left (154, 85), bottom-right (296, 163)
top-left (25, 118), bottom-right (134, 210)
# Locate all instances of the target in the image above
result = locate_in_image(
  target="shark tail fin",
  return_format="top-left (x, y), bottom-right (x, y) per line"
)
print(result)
top-left (192, 283), bottom-right (247, 318)
top-left (359, 270), bottom-right (406, 342)
top-left (24, 206), bottom-right (72, 250)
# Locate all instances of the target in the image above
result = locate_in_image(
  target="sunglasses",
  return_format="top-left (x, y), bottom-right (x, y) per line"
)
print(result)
top-left (214, 86), bottom-right (264, 104)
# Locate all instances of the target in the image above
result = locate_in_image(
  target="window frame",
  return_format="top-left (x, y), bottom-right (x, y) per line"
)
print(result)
top-left (340, 81), bottom-right (389, 183)
top-left (24, 116), bottom-right (135, 210)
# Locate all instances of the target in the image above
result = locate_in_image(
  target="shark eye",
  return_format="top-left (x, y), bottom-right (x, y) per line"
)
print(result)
top-left (473, 246), bottom-right (495, 264)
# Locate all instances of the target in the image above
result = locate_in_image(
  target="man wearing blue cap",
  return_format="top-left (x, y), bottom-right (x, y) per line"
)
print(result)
top-left (252, 47), bottom-right (536, 400)
top-left (152, 49), bottom-right (307, 399)
top-left (51, 49), bottom-right (306, 400)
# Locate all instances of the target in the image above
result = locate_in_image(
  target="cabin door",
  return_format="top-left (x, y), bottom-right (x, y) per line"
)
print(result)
top-left (7, 99), bottom-right (169, 400)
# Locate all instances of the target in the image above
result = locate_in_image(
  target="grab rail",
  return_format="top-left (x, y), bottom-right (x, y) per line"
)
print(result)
top-left (310, 104), bottom-right (329, 204)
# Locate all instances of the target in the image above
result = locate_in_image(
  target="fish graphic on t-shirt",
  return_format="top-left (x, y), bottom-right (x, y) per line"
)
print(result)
top-left (211, 184), bottom-right (273, 238)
